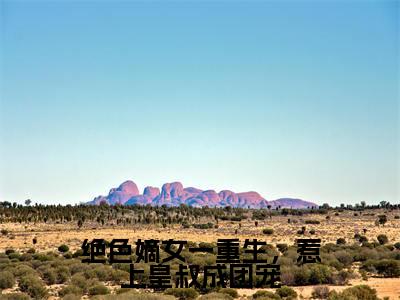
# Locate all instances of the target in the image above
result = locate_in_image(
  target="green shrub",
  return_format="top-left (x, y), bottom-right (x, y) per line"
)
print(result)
top-left (0, 270), bottom-right (15, 289)
top-left (85, 265), bottom-right (112, 281)
top-left (19, 253), bottom-right (32, 261)
top-left (394, 242), bottom-right (400, 250)
top-left (263, 228), bottom-right (274, 235)
top-left (72, 249), bottom-right (83, 258)
top-left (19, 274), bottom-right (48, 299)
top-left (371, 259), bottom-right (400, 277)
top-left (13, 264), bottom-right (37, 278)
top-left (58, 244), bottom-right (70, 253)
top-left (43, 269), bottom-right (57, 285)
top-left (164, 288), bottom-right (199, 299)
top-left (377, 234), bottom-right (389, 245)
top-left (59, 285), bottom-right (83, 297)
top-left (329, 285), bottom-right (379, 300)
top-left (7, 252), bottom-right (20, 260)
top-left (219, 288), bottom-right (239, 298)
top-left (56, 266), bottom-right (70, 283)
top-left (252, 290), bottom-right (281, 299)
top-left (88, 284), bottom-right (109, 295)
top-left (275, 286), bottom-right (297, 299)
top-left (110, 269), bottom-right (129, 284)
top-left (0, 293), bottom-right (30, 300)
top-left (334, 250), bottom-right (353, 266)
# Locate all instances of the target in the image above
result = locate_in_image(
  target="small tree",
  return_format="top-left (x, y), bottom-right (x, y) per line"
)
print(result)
top-left (0, 271), bottom-right (15, 289)
top-left (377, 234), bottom-right (389, 245)
top-left (276, 286), bottom-right (297, 300)
top-left (377, 215), bottom-right (387, 226)
top-left (58, 244), bottom-right (70, 253)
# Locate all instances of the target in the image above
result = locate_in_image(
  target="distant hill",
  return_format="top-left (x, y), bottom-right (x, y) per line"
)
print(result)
top-left (87, 180), bottom-right (318, 209)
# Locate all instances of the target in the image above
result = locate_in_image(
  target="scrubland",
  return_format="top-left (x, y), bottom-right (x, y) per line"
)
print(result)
top-left (0, 204), bottom-right (399, 299)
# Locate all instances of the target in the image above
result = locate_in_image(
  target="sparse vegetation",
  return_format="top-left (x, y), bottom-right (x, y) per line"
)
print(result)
top-left (0, 202), bottom-right (398, 299)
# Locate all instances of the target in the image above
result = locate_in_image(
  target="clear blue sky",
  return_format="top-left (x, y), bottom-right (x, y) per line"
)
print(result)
top-left (0, 0), bottom-right (398, 206)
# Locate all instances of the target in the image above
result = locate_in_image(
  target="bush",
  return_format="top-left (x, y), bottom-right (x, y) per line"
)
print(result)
top-left (0, 293), bottom-right (30, 300)
top-left (1, 229), bottom-right (9, 235)
top-left (71, 273), bottom-right (88, 290)
top-left (371, 259), bottom-right (400, 277)
top-left (164, 288), bottom-right (199, 299)
top-left (219, 288), bottom-right (239, 298)
top-left (8, 252), bottom-right (21, 260)
top-left (110, 269), bottom-right (129, 284)
top-left (263, 228), bottom-right (274, 235)
top-left (377, 234), bottom-right (389, 245)
top-left (41, 268), bottom-right (57, 285)
top-left (59, 285), bottom-right (83, 297)
top-left (58, 244), bottom-right (70, 253)
top-left (252, 290), bottom-right (281, 299)
top-left (13, 264), bottom-right (37, 277)
top-left (19, 274), bottom-right (48, 299)
top-left (88, 284), bottom-right (109, 295)
top-left (329, 285), bottom-right (379, 300)
top-left (334, 250), bottom-right (353, 266)
top-left (72, 249), bottom-right (83, 258)
top-left (276, 286), bottom-right (297, 299)
top-left (394, 242), bottom-right (400, 250)
top-left (56, 266), bottom-right (71, 283)
top-left (0, 270), bottom-right (15, 289)
top-left (311, 286), bottom-right (330, 299)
